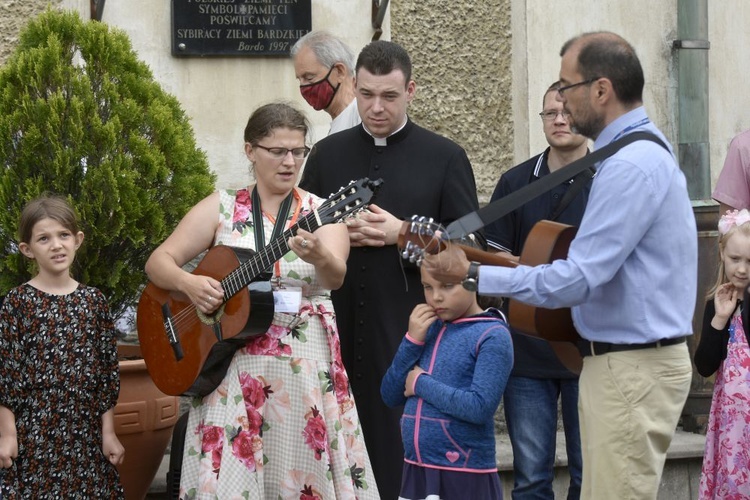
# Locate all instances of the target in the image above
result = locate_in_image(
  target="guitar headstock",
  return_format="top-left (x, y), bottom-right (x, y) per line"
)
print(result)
top-left (397, 215), bottom-right (446, 265)
top-left (318, 177), bottom-right (383, 225)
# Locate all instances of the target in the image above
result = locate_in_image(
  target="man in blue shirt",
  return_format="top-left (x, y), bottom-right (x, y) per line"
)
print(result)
top-left (424, 32), bottom-right (696, 499)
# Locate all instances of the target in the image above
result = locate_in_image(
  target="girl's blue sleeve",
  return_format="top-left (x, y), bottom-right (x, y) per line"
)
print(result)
top-left (380, 333), bottom-right (426, 408)
top-left (414, 324), bottom-right (513, 424)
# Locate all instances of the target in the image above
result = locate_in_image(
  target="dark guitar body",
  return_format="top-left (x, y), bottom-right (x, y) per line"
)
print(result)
top-left (137, 246), bottom-right (274, 397)
top-left (506, 221), bottom-right (582, 374)
top-left (508, 221), bottom-right (580, 342)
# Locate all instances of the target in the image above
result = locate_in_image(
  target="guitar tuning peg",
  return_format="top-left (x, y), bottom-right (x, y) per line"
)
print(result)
top-left (404, 242), bottom-right (416, 260)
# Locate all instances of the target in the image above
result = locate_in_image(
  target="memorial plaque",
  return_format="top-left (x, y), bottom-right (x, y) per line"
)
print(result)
top-left (171, 0), bottom-right (312, 57)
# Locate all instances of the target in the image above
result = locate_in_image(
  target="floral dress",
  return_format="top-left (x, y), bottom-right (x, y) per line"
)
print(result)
top-left (699, 313), bottom-right (750, 499)
top-left (0, 284), bottom-right (123, 499)
top-left (178, 188), bottom-right (379, 499)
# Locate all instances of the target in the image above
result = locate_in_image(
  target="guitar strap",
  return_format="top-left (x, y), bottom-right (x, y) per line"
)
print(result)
top-left (547, 167), bottom-right (595, 222)
top-left (251, 187), bottom-right (294, 250)
top-left (444, 131), bottom-right (669, 240)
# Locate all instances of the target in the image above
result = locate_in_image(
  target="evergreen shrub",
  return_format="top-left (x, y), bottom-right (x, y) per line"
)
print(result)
top-left (0, 9), bottom-right (216, 323)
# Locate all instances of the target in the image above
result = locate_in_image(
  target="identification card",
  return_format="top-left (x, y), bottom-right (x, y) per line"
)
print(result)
top-left (273, 287), bottom-right (302, 313)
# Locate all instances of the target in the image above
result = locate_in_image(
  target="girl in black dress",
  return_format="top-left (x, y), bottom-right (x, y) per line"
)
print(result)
top-left (0, 195), bottom-right (124, 498)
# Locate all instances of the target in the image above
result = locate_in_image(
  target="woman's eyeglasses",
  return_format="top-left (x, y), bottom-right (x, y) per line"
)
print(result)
top-left (255, 145), bottom-right (311, 160)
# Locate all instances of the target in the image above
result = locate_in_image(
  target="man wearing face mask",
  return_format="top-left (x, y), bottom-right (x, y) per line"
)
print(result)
top-left (292, 30), bottom-right (361, 135)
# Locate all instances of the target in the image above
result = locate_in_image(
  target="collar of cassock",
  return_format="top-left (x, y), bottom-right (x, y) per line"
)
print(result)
top-left (361, 116), bottom-right (410, 146)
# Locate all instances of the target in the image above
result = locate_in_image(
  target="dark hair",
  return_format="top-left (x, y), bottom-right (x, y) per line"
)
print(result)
top-left (19, 194), bottom-right (79, 244)
top-left (243, 102), bottom-right (309, 145)
top-left (560, 32), bottom-right (644, 105)
top-left (355, 40), bottom-right (412, 85)
top-left (542, 81), bottom-right (561, 108)
top-left (291, 30), bottom-right (356, 77)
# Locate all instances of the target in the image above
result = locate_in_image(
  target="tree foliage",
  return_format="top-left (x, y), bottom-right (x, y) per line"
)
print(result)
top-left (0, 9), bottom-right (216, 322)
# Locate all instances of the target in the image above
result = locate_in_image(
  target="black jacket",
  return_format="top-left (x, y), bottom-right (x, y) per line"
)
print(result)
top-left (694, 297), bottom-right (749, 377)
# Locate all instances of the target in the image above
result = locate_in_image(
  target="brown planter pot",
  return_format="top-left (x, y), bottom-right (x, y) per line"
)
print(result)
top-left (116, 344), bottom-right (180, 500)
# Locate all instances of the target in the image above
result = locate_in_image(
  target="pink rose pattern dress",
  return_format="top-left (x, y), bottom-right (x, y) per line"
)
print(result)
top-left (699, 313), bottom-right (750, 499)
top-left (178, 188), bottom-right (379, 499)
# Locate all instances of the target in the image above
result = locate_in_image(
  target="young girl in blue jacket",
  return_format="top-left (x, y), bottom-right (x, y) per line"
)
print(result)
top-left (381, 251), bottom-right (513, 500)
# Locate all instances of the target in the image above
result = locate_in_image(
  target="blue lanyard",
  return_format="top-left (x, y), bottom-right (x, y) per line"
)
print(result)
top-left (611, 117), bottom-right (650, 143)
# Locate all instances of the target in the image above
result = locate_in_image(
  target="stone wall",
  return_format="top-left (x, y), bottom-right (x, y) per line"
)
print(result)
top-left (0, 0), bottom-right (62, 65)
top-left (392, 1), bottom-right (512, 203)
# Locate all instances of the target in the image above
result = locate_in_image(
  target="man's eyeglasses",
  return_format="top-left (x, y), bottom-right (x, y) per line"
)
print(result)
top-left (255, 145), bottom-right (311, 160)
top-left (557, 77), bottom-right (600, 96)
top-left (539, 110), bottom-right (571, 122)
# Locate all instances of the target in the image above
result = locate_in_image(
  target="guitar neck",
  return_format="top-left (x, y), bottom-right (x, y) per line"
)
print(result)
top-left (220, 212), bottom-right (321, 297)
top-left (397, 220), bottom-right (520, 269)
top-left (458, 244), bottom-right (519, 268)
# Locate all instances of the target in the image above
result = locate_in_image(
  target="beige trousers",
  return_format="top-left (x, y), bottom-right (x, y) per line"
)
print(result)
top-left (578, 342), bottom-right (692, 500)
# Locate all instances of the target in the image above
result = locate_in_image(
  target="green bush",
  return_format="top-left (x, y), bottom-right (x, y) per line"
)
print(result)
top-left (0, 9), bottom-right (216, 323)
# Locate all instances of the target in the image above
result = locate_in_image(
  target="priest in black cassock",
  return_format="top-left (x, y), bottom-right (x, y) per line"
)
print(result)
top-left (299, 40), bottom-right (481, 499)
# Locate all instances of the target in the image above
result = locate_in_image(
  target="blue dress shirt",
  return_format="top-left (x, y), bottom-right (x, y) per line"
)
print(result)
top-left (479, 107), bottom-right (697, 344)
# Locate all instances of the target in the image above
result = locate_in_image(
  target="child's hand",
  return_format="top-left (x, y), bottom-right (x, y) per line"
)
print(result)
top-left (712, 282), bottom-right (739, 329)
top-left (408, 304), bottom-right (438, 343)
top-left (404, 365), bottom-right (425, 397)
top-left (102, 431), bottom-right (125, 466)
top-left (0, 434), bottom-right (18, 468)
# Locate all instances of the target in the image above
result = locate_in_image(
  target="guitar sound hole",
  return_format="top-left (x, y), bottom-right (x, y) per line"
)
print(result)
top-left (196, 304), bottom-right (225, 325)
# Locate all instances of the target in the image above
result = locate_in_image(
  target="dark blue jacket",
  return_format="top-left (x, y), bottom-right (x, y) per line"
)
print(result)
top-left (381, 310), bottom-right (513, 472)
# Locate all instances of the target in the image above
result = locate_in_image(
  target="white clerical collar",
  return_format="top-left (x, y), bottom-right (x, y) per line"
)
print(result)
top-left (362, 116), bottom-right (408, 146)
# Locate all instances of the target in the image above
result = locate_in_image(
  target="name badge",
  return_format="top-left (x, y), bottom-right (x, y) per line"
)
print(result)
top-left (273, 287), bottom-right (302, 313)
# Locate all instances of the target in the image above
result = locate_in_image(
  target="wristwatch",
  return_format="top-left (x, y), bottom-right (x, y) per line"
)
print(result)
top-left (462, 261), bottom-right (480, 291)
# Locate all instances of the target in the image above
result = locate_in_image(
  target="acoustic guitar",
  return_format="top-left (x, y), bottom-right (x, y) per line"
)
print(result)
top-left (398, 216), bottom-right (582, 374)
top-left (137, 178), bottom-right (383, 397)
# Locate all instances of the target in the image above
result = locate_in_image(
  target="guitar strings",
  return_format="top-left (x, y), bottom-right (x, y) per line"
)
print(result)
top-left (161, 188), bottom-right (369, 334)
top-left (165, 218), bottom-right (315, 332)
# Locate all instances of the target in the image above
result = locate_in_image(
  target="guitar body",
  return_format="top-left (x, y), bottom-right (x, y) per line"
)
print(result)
top-left (507, 221), bottom-right (581, 374)
top-left (137, 246), bottom-right (274, 397)
top-left (508, 220), bottom-right (579, 342)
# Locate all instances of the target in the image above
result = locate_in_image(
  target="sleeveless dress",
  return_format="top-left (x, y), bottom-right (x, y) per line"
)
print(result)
top-left (698, 312), bottom-right (750, 499)
top-left (179, 188), bottom-right (379, 499)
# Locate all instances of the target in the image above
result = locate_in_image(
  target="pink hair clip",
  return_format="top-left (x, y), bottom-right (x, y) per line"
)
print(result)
top-left (718, 208), bottom-right (750, 235)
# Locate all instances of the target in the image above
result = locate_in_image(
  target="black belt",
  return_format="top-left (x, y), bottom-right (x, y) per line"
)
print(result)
top-left (577, 336), bottom-right (686, 357)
